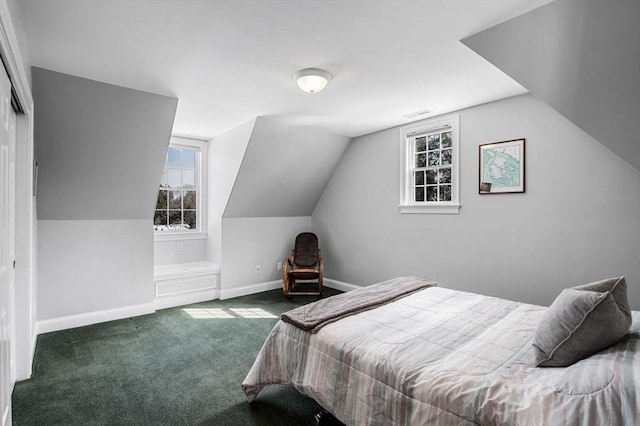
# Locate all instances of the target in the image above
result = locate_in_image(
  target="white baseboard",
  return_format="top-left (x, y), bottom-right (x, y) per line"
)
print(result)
top-left (26, 329), bottom-right (37, 379)
top-left (324, 278), bottom-right (361, 293)
top-left (219, 280), bottom-right (282, 300)
top-left (154, 288), bottom-right (219, 310)
top-left (35, 278), bottom-right (360, 334)
top-left (219, 278), bottom-right (359, 300)
top-left (37, 302), bottom-right (156, 335)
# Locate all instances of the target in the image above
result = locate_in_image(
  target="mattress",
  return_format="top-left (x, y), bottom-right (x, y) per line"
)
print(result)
top-left (243, 283), bottom-right (639, 425)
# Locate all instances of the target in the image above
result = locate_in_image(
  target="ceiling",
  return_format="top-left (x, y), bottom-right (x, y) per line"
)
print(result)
top-left (15, 0), bottom-right (553, 140)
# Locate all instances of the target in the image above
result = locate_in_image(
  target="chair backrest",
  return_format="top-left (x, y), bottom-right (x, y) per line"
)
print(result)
top-left (294, 232), bottom-right (318, 267)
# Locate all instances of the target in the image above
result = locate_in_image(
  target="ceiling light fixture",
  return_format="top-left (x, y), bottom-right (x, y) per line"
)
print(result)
top-left (292, 68), bottom-right (332, 93)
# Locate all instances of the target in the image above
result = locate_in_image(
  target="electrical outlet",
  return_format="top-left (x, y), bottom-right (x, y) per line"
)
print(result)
top-left (277, 261), bottom-right (282, 271)
top-left (255, 265), bottom-right (261, 274)
top-left (177, 242), bottom-right (184, 252)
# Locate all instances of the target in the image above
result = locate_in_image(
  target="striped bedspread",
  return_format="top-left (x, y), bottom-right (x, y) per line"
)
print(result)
top-left (242, 281), bottom-right (640, 425)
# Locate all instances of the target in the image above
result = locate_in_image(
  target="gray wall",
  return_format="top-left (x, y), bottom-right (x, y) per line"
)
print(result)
top-left (33, 67), bottom-right (178, 220)
top-left (208, 116), bottom-right (351, 295)
top-left (313, 94), bottom-right (640, 310)
top-left (224, 117), bottom-right (351, 218)
top-left (33, 68), bottom-right (177, 320)
top-left (462, 0), bottom-right (640, 172)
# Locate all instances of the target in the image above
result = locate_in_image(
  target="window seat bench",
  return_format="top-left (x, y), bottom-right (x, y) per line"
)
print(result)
top-left (153, 261), bottom-right (220, 309)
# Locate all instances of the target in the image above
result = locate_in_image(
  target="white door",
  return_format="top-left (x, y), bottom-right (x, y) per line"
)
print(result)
top-left (0, 64), bottom-right (16, 426)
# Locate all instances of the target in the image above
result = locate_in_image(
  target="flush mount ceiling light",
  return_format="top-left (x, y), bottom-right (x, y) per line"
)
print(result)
top-left (292, 68), bottom-right (332, 93)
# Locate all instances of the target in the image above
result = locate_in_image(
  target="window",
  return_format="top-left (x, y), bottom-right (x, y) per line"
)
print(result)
top-left (154, 137), bottom-right (207, 235)
top-left (399, 115), bottom-right (460, 214)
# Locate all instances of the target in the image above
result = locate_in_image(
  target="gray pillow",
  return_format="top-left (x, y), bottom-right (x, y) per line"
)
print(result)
top-left (532, 277), bottom-right (632, 367)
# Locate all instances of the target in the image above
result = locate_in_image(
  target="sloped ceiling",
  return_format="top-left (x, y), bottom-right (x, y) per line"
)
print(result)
top-left (223, 117), bottom-right (350, 218)
top-left (33, 67), bottom-right (178, 220)
top-left (461, 0), bottom-right (640, 172)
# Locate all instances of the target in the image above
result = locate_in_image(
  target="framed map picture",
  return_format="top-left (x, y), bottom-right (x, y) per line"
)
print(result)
top-left (479, 138), bottom-right (525, 194)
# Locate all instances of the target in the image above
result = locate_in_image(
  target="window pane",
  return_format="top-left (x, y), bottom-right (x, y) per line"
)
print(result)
top-left (182, 169), bottom-right (195, 189)
top-left (440, 185), bottom-right (452, 201)
top-left (156, 190), bottom-right (167, 210)
top-left (169, 190), bottom-right (182, 209)
top-left (168, 210), bottom-right (182, 227)
top-left (167, 168), bottom-right (181, 188)
top-left (441, 149), bottom-right (452, 165)
top-left (428, 134), bottom-right (440, 150)
top-left (438, 168), bottom-right (451, 184)
top-left (182, 149), bottom-right (196, 168)
top-left (160, 171), bottom-right (168, 188)
top-left (426, 186), bottom-right (438, 201)
top-left (402, 117), bottom-right (458, 211)
top-left (184, 210), bottom-right (196, 229)
top-left (428, 151), bottom-right (440, 166)
top-left (154, 210), bottom-right (167, 227)
top-left (441, 132), bottom-right (452, 148)
top-left (156, 143), bottom-right (201, 232)
top-left (426, 169), bottom-right (437, 184)
top-left (167, 147), bottom-right (181, 167)
top-left (183, 191), bottom-right (197, 209)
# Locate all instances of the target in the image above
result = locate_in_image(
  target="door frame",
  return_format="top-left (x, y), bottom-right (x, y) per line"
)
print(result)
top-left (0, 0), bottom-right (36, 384)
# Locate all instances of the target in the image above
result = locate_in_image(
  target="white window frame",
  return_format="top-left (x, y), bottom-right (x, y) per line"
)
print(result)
top-left (154, 136), bottom-right (208, 241)
top-left (399, 114), bottom-right (460, 214)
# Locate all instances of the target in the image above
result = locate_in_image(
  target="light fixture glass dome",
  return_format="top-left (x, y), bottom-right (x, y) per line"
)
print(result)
top-left (292, 68), bottom-right (332, 93)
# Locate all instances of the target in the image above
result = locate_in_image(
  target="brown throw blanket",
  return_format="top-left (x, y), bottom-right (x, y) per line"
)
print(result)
top-left (280, 276), bottom-right (437, 333)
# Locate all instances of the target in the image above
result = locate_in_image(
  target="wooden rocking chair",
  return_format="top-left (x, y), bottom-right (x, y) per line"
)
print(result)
top-left (282, 232), bottom-right (323, 297)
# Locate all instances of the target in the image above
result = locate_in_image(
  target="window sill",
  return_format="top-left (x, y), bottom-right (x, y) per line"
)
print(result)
top-left (399, 203), bottom-right (461, 214)
top-left (154, 231), bottom-right (208, 242)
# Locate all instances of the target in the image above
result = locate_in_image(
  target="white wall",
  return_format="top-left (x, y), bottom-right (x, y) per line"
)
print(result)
top-left (206, 118), bottom-right (255, 265)
top-left (220, 216), bottom-right (311, 297)
top-left (5, 0), bottom-right (31, 88)
top-left (313, 94), bottom-right (640, 309)
top-left (37, 220), bottom-right (154, 321)
top-left (154, 238), bottom-right (207, 266)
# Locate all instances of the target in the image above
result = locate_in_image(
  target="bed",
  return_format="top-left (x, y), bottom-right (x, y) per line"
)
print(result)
top-left (242, 277), bottom-right (639, 425)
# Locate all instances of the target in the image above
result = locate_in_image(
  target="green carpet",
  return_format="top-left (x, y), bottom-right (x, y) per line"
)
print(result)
top-left (12, 288), bottom-right (342, 425)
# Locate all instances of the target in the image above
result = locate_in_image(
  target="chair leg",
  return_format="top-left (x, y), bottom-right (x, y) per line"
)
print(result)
top-left (315, 409), bottom-right (343, 425)
top-left (282, 259), bottom-right (290, 296)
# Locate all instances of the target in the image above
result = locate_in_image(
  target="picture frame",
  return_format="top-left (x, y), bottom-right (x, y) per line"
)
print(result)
top-left (479, 138), bottom-right (525, 194)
